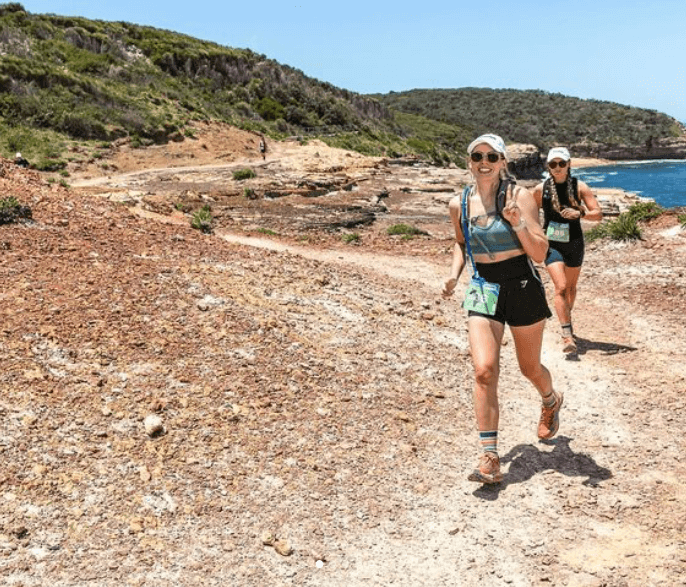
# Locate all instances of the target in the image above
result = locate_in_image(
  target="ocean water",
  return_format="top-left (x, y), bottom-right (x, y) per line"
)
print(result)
top-left (573, 160), bottom-right (686, 210)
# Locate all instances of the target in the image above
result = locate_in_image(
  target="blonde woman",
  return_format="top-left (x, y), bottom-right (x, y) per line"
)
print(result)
top-left (532, 147), bottom-right (602, 354)
top-left (443, 134), bottom-right (562, 484)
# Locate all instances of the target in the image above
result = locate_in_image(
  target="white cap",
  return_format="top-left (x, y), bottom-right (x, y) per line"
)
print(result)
top-left (546, 147), bottom-right (571, 163)
top-left (15, 152), bottom-right (21, 159)
top-left (467, 134), bottom-right (508, 159)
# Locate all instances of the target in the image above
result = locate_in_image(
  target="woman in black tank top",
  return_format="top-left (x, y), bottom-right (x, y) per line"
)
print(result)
top-left (532, 147), bottom-right (603, 354)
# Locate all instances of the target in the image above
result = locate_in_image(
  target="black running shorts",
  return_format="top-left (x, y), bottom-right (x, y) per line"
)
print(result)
top-left (467, 255), bottom-right (552, 326)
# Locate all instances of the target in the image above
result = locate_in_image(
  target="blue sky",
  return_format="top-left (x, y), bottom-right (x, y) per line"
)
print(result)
top-left (21, 0), bottom-right (686, 123)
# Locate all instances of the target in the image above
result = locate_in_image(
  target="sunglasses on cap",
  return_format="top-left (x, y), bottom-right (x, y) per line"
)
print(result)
top-left (470, 151), bottom-right (503, 163)
top-left (548, 160), bottom-right (568, 169)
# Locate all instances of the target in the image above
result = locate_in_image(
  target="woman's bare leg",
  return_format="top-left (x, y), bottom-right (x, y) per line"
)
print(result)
top-left (468, 316), bottom-right (505, 431)
top-left (510, 319), bottom-right (553, 399)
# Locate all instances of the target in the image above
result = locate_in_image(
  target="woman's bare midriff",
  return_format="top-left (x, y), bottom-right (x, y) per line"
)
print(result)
top-left (470, 248), bottom-right (526, 265)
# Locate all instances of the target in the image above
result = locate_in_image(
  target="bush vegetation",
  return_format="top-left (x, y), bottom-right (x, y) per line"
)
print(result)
top-left (585, 202), bottom-right (664, 242)
top-left (0, 195), bottom-right (32, 223)
top-left (0, 4), bottom-right (682, 167)
top-left (190, 205), bottom-right (212, 233)
top-left (386, 223), bottom-right (427, 237)
top-left (233, 168), bottom-right (256, 181)
top-left (342, 232), bottom-right (360, 244)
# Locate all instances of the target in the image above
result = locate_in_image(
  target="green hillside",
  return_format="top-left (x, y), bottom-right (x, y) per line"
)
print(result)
top-left (373, 88), bottom-right (685, 153)
top-left (1, 3), bottom-right (683, 171)
top-left (0, 3), bottom-right (471, 169)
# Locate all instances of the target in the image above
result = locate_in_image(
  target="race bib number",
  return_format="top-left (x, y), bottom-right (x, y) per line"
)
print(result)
top-left (463, 278), bottom-right (500, 316)
top-left (547, 221), bottom-right (570, 242)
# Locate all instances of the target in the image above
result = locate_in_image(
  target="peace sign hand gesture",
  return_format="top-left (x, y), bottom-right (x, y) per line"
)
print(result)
top-left (501, 185), bottom-right (523, 229)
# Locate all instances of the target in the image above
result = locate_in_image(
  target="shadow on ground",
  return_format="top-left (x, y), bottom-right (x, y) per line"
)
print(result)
top-left (574, 336), bottom-right (638, 356)
top-left (473, 436), bottom-right (613, 500)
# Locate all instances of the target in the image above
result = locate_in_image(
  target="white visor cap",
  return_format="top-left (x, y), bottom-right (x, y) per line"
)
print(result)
top-left (546, 147), bottom-right (571, 163)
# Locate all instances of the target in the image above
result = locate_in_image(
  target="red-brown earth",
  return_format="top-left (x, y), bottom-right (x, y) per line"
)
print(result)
top-left (1, 121), bottom-right (685, 586)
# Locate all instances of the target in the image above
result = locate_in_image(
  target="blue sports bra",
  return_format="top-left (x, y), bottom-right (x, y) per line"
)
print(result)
top-left (462, 182), bottom-right (523, 258)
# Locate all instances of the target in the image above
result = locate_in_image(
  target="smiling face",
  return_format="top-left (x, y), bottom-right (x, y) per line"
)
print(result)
top-left (468, 143), bottom-right (505, 179)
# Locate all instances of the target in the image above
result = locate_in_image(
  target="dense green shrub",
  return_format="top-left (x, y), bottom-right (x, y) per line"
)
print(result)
top-left (190, 205), bottom-right (212, 233)
top-left (256, 227), bottom-right (276, 236)
top-left (255, 96), bottom-right (285, 121)
top-left (386, 223), bottom-right (427, 236)
top-left (625, 201), bottom-right (663, 222)
top-left (0, 195), bottom-right (32, 224)
top-left (233, 168), bottom-right (256, 180)
top-left (585, 201), bottom-right (672, 243)
top-left (342, 232), bottom-right (360, 244)
top-left (374, 88), bottom-right (680, 152)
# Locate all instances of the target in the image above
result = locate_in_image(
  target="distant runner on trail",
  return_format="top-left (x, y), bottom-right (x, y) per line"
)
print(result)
top-left (14, 152), bottom-right (29, 168)
top-left (532, 147), bottom-right (603, 355)
top-left (259, 137), bottom-right (267, 160)
top-left (442, 133), bottom-right (563, 485)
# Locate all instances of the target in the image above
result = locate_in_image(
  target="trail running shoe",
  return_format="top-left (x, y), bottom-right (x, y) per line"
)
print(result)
top-left (538, 390), bottom-right (564, 440)
top-left (467, 452), bottom-right (503, 484)
top-left (562, 336), bottom-right (577, 354)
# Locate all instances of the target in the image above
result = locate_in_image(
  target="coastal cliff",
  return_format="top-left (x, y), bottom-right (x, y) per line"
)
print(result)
top-left (572, 136), bottom-right (686, 161)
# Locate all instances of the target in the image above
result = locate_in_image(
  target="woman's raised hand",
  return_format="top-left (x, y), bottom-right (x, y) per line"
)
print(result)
top-left (501, 185), bottom-right (522, 227)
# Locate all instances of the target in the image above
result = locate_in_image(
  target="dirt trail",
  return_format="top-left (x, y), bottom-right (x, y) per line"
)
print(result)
top-left (1, 129), bottom-right (684, 586)
top-left (137, 206), bottom-right (686, 586)
top-left (247, 239), bottom-right (685, 587)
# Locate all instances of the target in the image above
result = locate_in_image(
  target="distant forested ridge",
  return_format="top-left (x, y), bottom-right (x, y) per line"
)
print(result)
top-left (373, 88), bottom-right (686, 158)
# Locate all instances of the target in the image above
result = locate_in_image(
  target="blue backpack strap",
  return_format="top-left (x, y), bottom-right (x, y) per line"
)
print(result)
top-left (461, 185), bottom-right (479, 277)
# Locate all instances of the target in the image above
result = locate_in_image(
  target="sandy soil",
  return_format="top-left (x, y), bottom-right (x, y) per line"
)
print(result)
top-left (1, 123), bottom-right (685, 586)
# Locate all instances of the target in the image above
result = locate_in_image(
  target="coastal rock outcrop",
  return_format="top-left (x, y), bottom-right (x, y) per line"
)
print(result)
top-left (572, 136), bottom-right (686, 161)
top-left (505, 144), bottom-right (546, 180)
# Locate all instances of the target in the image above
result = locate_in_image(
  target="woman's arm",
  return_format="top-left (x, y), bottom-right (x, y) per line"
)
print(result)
top-left (578, 181), bottom-right (603, 222)
top-left (531, 182), bottom-right (544, 209)
top-left (502, 185), bottom-right (549, 264)
top-left (442, 196), bottom-right (467, 297)
top-left (560, 180), bottom-right (603, 222)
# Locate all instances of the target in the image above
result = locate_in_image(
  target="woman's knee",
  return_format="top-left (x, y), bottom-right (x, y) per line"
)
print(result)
top-left (554, 282), bottom-right (568, 297)
top-left (519, 360), bottom-right (544, 381)
top-left (474, 363), bottom-right (498, 387)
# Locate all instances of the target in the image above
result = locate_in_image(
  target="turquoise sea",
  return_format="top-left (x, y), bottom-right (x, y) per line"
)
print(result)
top-left (573, 160), bottom-right (686, 210)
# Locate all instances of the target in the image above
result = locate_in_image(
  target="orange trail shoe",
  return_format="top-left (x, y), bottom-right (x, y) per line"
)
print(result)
top-left (538, 390), bottom-right (564, 439)
top-left (562, 336), bottom-right (577, 354)
top-left (467, 452), bottom-right (503, 484)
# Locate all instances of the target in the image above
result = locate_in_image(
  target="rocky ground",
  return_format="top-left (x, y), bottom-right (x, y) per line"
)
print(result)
top-left (1, 122), bottom-right (685, 586)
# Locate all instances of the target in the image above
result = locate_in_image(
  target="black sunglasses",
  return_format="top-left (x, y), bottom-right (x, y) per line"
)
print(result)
top-left (470, 151), bottom-right (502, 163)
top-left (548, 160), bottom-right (568, 169)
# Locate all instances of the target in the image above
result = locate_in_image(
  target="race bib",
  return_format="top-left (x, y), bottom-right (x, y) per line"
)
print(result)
top-left (463, 278), bottom-right (500, 316)
top-left (547, 221), bottom-right (570, 243)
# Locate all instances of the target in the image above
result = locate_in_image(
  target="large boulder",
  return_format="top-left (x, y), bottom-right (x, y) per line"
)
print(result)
top-left (507, 144), bottom-right (545, 180)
